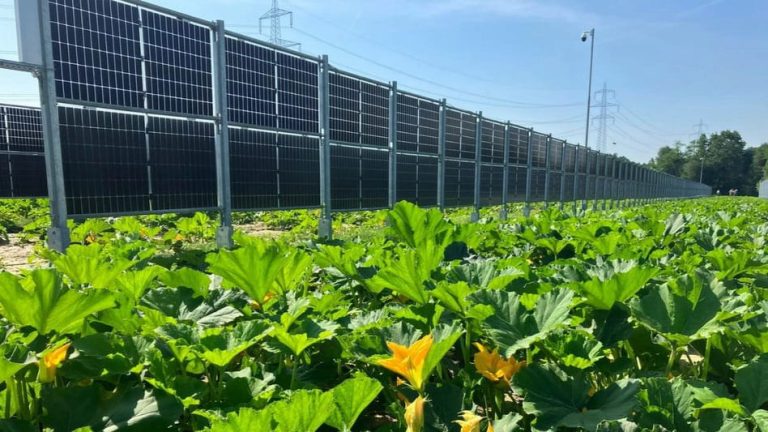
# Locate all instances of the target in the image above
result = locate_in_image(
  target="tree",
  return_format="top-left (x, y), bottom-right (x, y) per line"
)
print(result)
top-left (648, 143), bottom-right (685, 176)
top-left (682, 131), bottom-right (746, 193)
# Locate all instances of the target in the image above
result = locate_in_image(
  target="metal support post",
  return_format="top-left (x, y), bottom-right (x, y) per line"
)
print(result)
top-left (38, 0), bottom-right (69, 251)
top-left (437, 99), bottom-right (446, 211)
top-left (500, 122), bottom-right (511, 219)
top-left (601, 155), bottom-right (609, 210)
top-left (213, 20), bottom-right (233, 248)
top-left (470, 112), bottom-right (482, 222)
top-left (543, 134), bottom-right (551, 208)
top-left (572, 144), bottom-right (580, 213)
top-left (318, 55), bottom-right (333, 239)
top-left (610, 156), bottom-right (617, 209)
top-left (592, 151), bottom-right (600, 211)
top-left (559, 141), bottom-right (567, 210)
top-left (617, 161), bottom-right (624, 208)
top-left (388, 81), bottom-right (398, 208)
top-left (523, 128), bottom-right (534, 217)
top-left (581, 148), bottom-right (588, 211)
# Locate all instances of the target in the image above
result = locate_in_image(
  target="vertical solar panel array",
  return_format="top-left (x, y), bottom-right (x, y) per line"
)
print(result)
top-left (479, 120), bottom-right (504, 206)
top-left (0, 105), bottom-right (48, 197)
top-left (21, 0), bottom-right (705, 222)
top-left (506, 126), bottom-right (528, 202)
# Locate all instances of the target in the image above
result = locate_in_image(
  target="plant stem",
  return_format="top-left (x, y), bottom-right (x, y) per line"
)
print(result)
top-left (463, 321), bottom-right (471, 368)
top-left (665, 345), bottom-right (677, 377)
top-left (290, 357), bottom-right (298, 390)
top-left (702, 338), bottom-right (712, 381)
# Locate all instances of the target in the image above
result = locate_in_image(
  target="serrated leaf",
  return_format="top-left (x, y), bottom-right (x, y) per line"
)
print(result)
top-left (735, 354), bottom-right (768, 413)
top-left (325, 373), bottom-right (383, 431)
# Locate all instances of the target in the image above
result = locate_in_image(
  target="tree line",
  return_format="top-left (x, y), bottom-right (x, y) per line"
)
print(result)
top-left (648, 130), bottom-right (768, 196)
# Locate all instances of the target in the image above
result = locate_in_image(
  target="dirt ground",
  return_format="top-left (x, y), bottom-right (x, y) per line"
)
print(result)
top-left (0, 234), bottom-right (39, 274)
top-left (235, 222), bottom-right (285, 239)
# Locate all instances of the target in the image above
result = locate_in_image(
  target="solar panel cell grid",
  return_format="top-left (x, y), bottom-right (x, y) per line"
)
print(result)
top-left (50, 0), bottom-right (143, 107)
top-left (229, 128), bottom-right (278, 210)
top-left (277, 134), bottom-right (320, 208)
top-left (225, 37), bottom-right (277, 128)
top-left (142, 10), bottom-right (213, 116)
top-left (276, 53), bottom-right (318, 133)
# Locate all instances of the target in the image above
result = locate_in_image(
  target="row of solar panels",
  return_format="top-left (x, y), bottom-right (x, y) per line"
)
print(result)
top-left (0, 103), bottom-right (708, 217)
top-left (0, 0), bottom-right (708, 216)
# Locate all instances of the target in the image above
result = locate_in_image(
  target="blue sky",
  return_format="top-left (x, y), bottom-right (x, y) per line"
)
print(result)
top-left (1, 0), bottom-right (766, 163)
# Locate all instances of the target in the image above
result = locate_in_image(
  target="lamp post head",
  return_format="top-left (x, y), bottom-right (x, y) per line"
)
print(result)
top-left (581, 29), bottom-right (594, 42)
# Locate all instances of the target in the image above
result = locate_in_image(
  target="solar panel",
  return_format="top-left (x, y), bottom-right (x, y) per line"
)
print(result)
top-left (331, 144), bottom-right (359, 210)
top-left (5, 107), bottom-right (44, 153)
top-left (480, 164), bottom-right (503, 206)
top-left (531, 169), bottom-right (546, 201)
top-left (276, 52), bottom-right (318, 133)
top-left (508, 126), bottom-right (528, 166)
top-left (328, 72), bottom-right (388, 147)
top-left (229, 128), bottom-right (278, 209)
top-left (49, 0), bottom-right (143, 108)
top-left (0, 155), bottom-right (10, 197)
top-left (397, 153), bottom-right (438, 206)
top-left (277, 134), bottom-right (319, 208)
top-left (443, 108), bottom-right (476, 160)
top-left (531, 132), bottom-right (547, 168)
top-left (59, 106), bottom-right (149, 215)
top-left (226, 37), bottom-right (277, 128)
top-left (508, 166), bottom-right (526, 202)
top-left (396, 94), bottom-right (418, 153)
top-left (480, 120), bottom-right (505, 164)
top-left (417, 156), bottom-right (438, 206)
top-left (10, 154), bottom-right (48, 197)
top-left (142, 10), bottom-right (213, 116)
top-left (147, 117), bottom-right (217, 211)
top-left (360, 148), bottom-right (388, 208)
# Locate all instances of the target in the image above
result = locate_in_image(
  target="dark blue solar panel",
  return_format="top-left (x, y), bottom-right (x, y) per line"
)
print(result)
top-left (142, 10), bottom-right (213, 116)
top-left (329, 73), bottom-right (360, 144)
top-left (147, 117), bottom-right (217, 210)
top-left (331, 144), bottom-right (359, 210)
top-left (229, 128), bottom-right (278, 210)
top-left (277, 134), bottom-right (319, 207)
top-left (5, 107), bottom-right (44, 153)
top-left (481, 120), bottom-right (505, 164)
top-left (276, 52), bottom-right (318, 133)
top-left (508, 126), bottom-right (528, 166)
top-left (480, 164), bottom-right (504, 206)
top-left (10, 154), bottom-right (48, 198)
top-left (50, 0), bottom-right (143, 107)
top-left (360, 148), bottom-right (388, 208)
top-left (59, 106), bottom-right (149, 215)
top-left (226, 37), bottom-right (277, 128)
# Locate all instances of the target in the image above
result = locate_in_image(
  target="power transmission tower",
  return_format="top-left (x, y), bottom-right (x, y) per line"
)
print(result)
top-left (591, 82), bottom-right (618, 153)
top-left (691, 119), bottom-right (707, 138)
top-left (259, 0), bottom-right (301, 50)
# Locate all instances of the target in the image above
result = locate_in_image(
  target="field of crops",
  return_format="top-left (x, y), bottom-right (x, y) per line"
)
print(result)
top-left (0, 197), bottom-right (765, 431)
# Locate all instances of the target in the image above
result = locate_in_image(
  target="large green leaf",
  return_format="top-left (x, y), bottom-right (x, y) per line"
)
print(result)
top-left (209, 408), bottom-right (273, 432)
top-left (141, 287), bottom-right (245, 328)
top-left (422, 322), bottom-right (463, 387)
top-left (469, 288), bottom-right (573, 356)
top-left (386, 201), bottom-right (454, 250)
top-left (158, 267), bottom-right (211, 298)
top-left (735, 355), bottom-right (768, 413)
top-left (198, 321), bottom-right (273, 367)
top-left (271, 389), bottom-right (334, 432)
top-left (272, 319), bottom-right (339, 357)
top-left (579, 264), bottom-right (658, 310)
top-left (0, 270), bottom-right (115, 335)
top-left (52, 244), bottom-right (135, 289)
top-left (630, 279), bottom-right (722, 344)
top-left (206, 245), bottom-right (286, 303)
top-left (367, 248), bottom-right (433, 304)
top-left (512, 363), bottom-right (639, 431)
top-left (325, 373), bottom-right (383, 431)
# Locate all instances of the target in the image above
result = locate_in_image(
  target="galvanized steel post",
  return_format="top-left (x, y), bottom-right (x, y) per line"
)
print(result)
top-left (500, 122), bottom-right (511, 219)
top-left (388, 81), bottom-right (398, 209)
top-left (318, 55), bottom-right (333, 239)
top-left (559, 141), bottom-right (567, 210)
top-left (471, 112), bottom-right (482, 222)
top-left (572, 143), bottom-right (580, 213)
top-left (213, 20), bottom-right (233, 248)
top-left (523, 128), bottom-right (534, 217)
top-left (38, 0), bottom-right (70, 251)
top-left (543, 134), bottom-right (551, 207)
top-left (437, 99), bottom-right (446, 211)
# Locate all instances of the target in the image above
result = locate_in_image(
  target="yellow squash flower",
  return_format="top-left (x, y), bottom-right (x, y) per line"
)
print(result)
top-left (378, 335), bottom-right (433, 392)
top-left (487, 422), bottom-right (494, 432)
top-left (455, 410), bottom-right (483, 432)
top-left (473, 342), bottom-right (525, 385)
top-left (404, 395), bottom-right (426, 432)
top-left (38, 342), bottom-right (71, 383)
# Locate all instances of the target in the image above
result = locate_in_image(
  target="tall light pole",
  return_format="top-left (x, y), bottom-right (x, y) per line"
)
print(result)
top-left (581, 28), bottom-right (595, 151)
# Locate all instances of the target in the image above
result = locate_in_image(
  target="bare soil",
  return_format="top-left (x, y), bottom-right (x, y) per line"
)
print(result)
top-left (0, 234), bottom-right (41, 274)
top-left (235, 223), bottom-right (285, 239)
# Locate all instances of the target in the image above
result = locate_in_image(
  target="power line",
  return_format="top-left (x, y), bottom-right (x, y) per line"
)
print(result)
top-left (290, 27), bottom-right (582, 109)
top-left (691, 119), bottom-right (708, 138)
